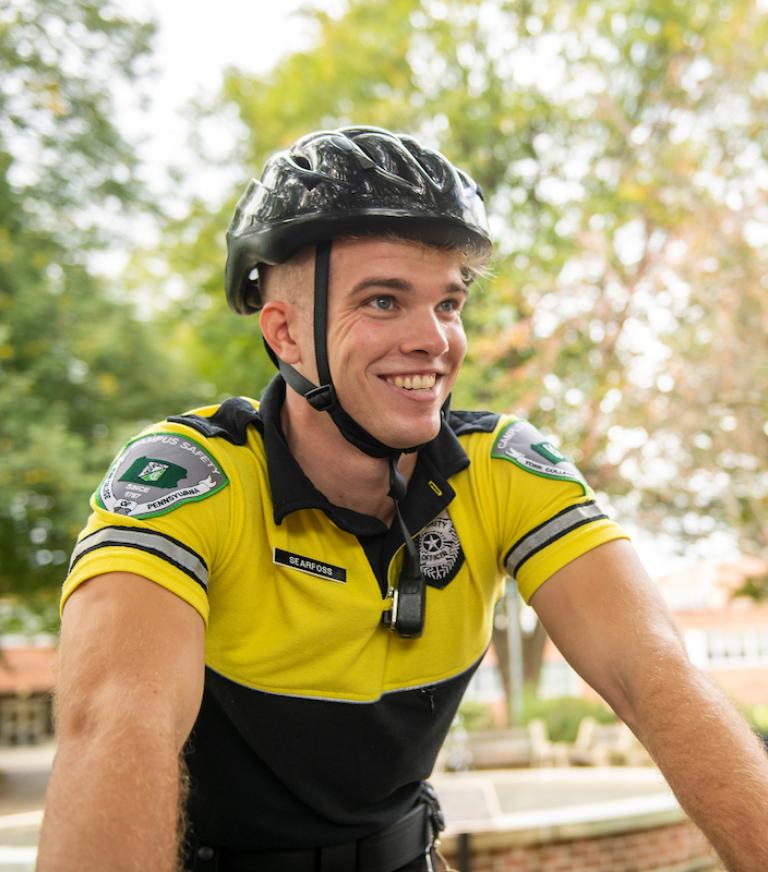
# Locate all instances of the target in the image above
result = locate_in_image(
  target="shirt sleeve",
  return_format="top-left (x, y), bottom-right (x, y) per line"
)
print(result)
top-left (484, 415), bottom-right (630, 603)
top-left (61, 420), bottom-right (233, 624)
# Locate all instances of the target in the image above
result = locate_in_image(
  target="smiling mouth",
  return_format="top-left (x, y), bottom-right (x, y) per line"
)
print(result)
top-left (384, 374), bottom-right (438, 391)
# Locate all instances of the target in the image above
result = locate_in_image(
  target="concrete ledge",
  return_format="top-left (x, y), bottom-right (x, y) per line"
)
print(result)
top-left (432, 767), bottom-right (684, 846)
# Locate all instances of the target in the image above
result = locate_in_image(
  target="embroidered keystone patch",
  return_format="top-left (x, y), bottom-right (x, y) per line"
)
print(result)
top-left (96, 432), bottom-right (228, 519)
top-left (491, 420), bottom-right (587, 494)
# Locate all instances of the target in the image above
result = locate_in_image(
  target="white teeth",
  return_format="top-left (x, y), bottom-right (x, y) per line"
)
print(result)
top-left (389, 374), bottom-right (437, 390)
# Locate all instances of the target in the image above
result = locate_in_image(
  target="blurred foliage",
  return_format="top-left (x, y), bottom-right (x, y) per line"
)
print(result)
top-left (745, 703), bottom-right (768, 734)
top-left (0, 1), bottom-right (198, 607)
top-left (457, 693), bottom-right (617, 742)
top-left (521, 692), bottom-right (617, 744)
top-left (0, 596), bottom-right (59, 637)
top-left (734, 572), bottom-right (768, 601)
top-left (456, 699), bottom-right (497, 732)
top-left (155, 0), bottom-right (768, 582)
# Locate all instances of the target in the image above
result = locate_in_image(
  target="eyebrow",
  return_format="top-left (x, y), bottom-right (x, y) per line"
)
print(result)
top-left (349, 277), bottom-right (469, 296)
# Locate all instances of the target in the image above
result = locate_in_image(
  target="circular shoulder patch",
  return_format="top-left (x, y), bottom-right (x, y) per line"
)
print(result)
top-left (96, 432), bottom-right (229, 519)
top-left (491, 419), bottom-right (587, 494)
top-left (418, 510), bottom-right (464, 589)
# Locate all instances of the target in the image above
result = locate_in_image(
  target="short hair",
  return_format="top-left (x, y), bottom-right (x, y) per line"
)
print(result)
top-left (259, 247), bottom-right (314, 307)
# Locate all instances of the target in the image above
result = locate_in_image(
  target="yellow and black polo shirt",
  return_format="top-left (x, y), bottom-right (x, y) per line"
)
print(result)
top-left (63, 375), bottom-right (627, 851)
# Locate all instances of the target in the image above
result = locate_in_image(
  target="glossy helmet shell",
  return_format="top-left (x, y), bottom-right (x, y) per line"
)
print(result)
top-left (225, 125), bottom-right (492, 314)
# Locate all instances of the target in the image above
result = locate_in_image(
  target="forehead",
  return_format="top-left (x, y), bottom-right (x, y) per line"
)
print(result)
top-left (329, 237), bottom-right (466, 287)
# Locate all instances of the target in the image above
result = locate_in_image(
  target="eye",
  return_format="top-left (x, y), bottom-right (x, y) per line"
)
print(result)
top-left (366, 295), bottom-right (396, 311)
top-left (437, 297), bottom-right (464, 313)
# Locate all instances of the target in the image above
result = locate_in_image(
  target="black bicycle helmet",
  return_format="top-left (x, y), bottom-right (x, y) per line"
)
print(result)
top-left (225, 125), bottom-right (491, 314)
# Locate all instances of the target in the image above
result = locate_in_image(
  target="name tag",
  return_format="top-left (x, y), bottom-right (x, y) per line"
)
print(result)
top-left (273, 549), bottom-right (347, 584)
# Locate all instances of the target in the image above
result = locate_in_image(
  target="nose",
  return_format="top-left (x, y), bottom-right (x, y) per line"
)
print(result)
top-left (399, 308), bottom-right (450, 357)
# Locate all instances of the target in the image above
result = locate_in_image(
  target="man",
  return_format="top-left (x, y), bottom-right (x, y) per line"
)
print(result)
top-left (39, 127), bottom-right (768, 872)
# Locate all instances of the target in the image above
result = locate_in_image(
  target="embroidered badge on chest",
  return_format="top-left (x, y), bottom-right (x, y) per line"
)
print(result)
top-left (96, 432), bottom-right (229, 519)
top-left (417, 510), bottom-right (464, 589)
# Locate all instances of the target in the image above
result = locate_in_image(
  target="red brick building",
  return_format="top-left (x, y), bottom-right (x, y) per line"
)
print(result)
top-left (0, 636), bottom-right (56, 745)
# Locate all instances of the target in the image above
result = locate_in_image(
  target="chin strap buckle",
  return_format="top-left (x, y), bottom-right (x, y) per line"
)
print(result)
top-left (304, 383), bottom-right (337, 411)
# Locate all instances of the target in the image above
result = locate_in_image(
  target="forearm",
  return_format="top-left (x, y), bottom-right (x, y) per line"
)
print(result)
top-left (625, 657), bottom-right (768, 872)
top-left (533, 543), bottom-right (768, 870)
top-left (37, 727), bottom-right (183, 872)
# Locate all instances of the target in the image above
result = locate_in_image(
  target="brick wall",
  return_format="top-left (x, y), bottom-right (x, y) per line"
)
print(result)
top-left (441, 820), bottom-right (721, 872)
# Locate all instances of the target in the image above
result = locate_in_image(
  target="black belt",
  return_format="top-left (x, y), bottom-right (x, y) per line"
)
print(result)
top-left (191, 801), bottom-right (436, 872)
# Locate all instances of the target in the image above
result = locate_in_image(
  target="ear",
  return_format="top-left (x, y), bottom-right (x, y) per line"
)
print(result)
top-left (259, 300), bottom-right (303, 365)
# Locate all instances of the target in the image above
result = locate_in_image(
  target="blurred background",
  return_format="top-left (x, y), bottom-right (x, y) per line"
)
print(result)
top-left (0, 0), bottom-right (767, 867)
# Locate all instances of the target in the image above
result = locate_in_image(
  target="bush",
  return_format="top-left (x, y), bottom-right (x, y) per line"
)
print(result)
top-left (456, 694), bottom-right (618, 742)
top-left (456, 700), bottom-right (496, 732)
top-left (522, 694), bottom-right (617, 743)
top-left (745, 704), bottom-right (768, 734)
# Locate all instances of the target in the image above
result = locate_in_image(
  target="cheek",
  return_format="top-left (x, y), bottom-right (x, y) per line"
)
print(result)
top-left (335, 320), bottom-right (388, 358)
top-left (328, 320), bottom-right (377, 375)
top-left (450, 324), bottom-right (468, 362)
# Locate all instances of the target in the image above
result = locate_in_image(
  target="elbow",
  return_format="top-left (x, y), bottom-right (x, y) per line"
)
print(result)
top-left (54, 682), bottom-right (180, 754)
top-left (606, 638), bottom-right (697, 740)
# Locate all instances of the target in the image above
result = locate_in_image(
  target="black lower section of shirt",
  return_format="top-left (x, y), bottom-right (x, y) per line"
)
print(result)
top-left (183, 661), bottom-right (481, 852)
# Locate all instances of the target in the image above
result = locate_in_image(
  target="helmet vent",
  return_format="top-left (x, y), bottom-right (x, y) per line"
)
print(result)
top-left (291, 153), bottom-right (323, 190)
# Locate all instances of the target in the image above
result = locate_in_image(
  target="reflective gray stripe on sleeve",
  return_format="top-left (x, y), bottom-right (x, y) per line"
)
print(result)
top-left (68, 526), bottom-right (208, 591)
top-left (504, 501), bottom-right (607, 578)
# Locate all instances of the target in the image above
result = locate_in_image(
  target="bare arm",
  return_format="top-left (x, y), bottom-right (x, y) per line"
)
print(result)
top-left (37, 573), bottom-right (205, 872)
top-left (531, 539), bottom-right (768, 872)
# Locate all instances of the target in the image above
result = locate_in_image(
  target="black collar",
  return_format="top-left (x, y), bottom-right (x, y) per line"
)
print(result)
top-left (260, 376), bottom-right (470, 537)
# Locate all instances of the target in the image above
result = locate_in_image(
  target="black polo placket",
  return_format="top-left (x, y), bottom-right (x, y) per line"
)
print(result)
top-left (260, 376), bottom-right (470, 596)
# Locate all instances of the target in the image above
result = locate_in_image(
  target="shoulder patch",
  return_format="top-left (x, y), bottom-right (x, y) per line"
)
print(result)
top-left (96, 432), bottom-right (229, 519)
top-left (446, 409), bottom-right (500, 436)
top-left (168, 397), bottom-right (262, 446)
top-left (491, 419), bottom-right (587, 494)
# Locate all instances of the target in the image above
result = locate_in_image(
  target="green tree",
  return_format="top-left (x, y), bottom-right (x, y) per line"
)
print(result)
top-left (0, 1), bottom-right (198, 610)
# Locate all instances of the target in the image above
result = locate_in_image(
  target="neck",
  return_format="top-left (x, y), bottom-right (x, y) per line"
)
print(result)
top-left (280, 388), bottom-right (418, 524)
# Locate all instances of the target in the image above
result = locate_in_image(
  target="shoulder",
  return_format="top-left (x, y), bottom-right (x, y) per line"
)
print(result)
top-left (95, 397), bottom-right (263, 521)
top-left (445, 408), bottom-right (500, 437)
top-left (167, 396), bottom-right (263, 445)
top-left (448, 409), bottom-right (588, 494)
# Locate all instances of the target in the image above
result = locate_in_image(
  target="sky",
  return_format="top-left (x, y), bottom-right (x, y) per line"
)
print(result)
top-left (98, 0), bottom-right (337, 270)
top-left (114, 0), bottom-right (336, 206)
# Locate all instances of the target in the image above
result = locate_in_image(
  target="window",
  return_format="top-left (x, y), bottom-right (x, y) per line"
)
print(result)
top-left (702, 628), bottom-right (768, 666)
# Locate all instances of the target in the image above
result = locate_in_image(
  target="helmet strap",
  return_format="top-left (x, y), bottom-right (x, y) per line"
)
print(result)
top-left (270, 240), bottom-right (338, 411)
top-left (312, 240), bottom-right (334, 394)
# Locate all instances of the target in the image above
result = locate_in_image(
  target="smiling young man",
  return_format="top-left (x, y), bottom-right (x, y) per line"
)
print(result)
top-left (39, 127), bottom-right (768, 872)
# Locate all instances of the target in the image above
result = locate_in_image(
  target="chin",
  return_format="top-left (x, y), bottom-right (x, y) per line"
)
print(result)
top-left (375, 419), bottom-right (442, 451)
